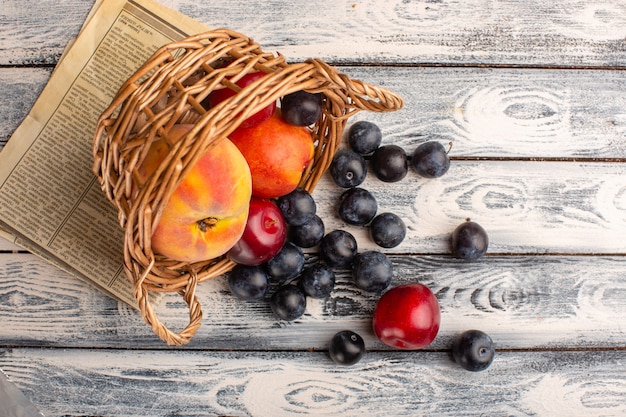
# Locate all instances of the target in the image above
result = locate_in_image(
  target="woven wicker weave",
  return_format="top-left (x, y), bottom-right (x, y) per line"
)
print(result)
top-left (93, 29), bottom-right (403, 345)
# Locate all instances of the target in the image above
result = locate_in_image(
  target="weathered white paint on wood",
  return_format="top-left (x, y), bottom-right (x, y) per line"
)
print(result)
top-left (1, 252), bottom-right (625, 350)
top-left (2, 0), bottom-right (626, 66)
top-left (1, 0), bottom-right (626, 415)
top-left (1, 348), bottom-right (625, 417)
top-left (341, 66), bottom-right (626, 158)
top-left (2, 157), bottom-right (625, 255)
top-left (312, 160), bottom-right (626, 254)
top-left (3, 66), bottom-right (626, 158)
top-left (0, 0), bottom-right (92, 65)
top-left (0, 68), bottom-right (51, 146)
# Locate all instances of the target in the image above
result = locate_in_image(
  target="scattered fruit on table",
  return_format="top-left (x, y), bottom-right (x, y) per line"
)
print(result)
top-left (206, 71), bottom-right (276, 128)
top-left (136, 124), bottom-right (252, 263)
top-left (451, 329), bottom-right (495, 372)
top-left (287, 214), bottom-right (325, 248)
top-left (277, 188), bottom-right (317, 226)
top-left (352, 251), bottom-right (393, 293)
top-left (329, 149), bottom-right (368, 188)
top-left (122, 42), bottom-right (507, 367)
top-left (280, 90), bottom-right (323, 126)
top-left (319, 229), bottom-right (358, 267)
top-left (372, 283), bottom-right (441, 350)
top-left (298, 263), bottom-right (335, 299)
top-left (337, 187), bottom-right (378, 226)
top-left (329, 330), bottom-right (365, 366)
top-left (348, 120), bottom-right (382, 155)
top-left (451, 220), bottom-right (489, 260)
top-left (227, 264), bottom-right (270, 301)
top-left (265, 241), bottom-right (305, 283)
top-left (151, 101), bottom-right (494, 360)
top-left (229, 109), bottom-right (314, 199)
top-left (270, 284), bottom-right (307, 321)
top-left (371, 144), bottom-right (409, 183)
top-left (411, 141), bottom-right (451, 178)
top-left (369, 212), bottom-right (406, 248)
top-left (228, 197), bottom-right (287, 266)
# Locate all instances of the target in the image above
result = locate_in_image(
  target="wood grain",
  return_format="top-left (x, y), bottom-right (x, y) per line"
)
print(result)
top-left (1, 1), bottom-right (626, 415)
top-left (0, 0), bottom-right (92, 65)
top-left (312, 160), bottom-right (626, 254)
top-left (2, 66), bottom-right (626, 158)
top-left (341, 66), bottom-right (626, 159)
top-left (2, 0), bottom-right (625, 66)
top-left (0, 68), bottom-right (51, 147)
top-left (1, 347), bottom-right (625, 416)
top-left (1, 252), bottom-right (625, 350)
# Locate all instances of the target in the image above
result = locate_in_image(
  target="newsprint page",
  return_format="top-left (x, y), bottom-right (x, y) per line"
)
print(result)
top-left (0, 0), bottom-right (209, 306)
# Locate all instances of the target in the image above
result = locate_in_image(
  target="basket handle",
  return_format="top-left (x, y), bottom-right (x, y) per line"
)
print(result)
top-left (136, 263), bottom-right (202, 346)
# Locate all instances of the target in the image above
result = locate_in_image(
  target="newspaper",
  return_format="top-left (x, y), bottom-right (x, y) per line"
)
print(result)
top-left (0, 0), bottom-right (210, 306)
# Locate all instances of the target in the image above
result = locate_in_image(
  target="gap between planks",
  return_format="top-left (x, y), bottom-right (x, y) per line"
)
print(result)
top-left (1, 345), bottom-right (625, 353)
top-left (3, 62), bottom-right (626, 71)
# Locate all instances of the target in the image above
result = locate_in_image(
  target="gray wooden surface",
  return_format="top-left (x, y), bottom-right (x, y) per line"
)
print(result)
top-left (1, 0), bottom-right (625, 416)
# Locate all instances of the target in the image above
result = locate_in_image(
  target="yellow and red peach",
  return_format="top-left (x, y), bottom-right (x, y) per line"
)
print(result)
top-left (136, 124), bottom-right (252, 263)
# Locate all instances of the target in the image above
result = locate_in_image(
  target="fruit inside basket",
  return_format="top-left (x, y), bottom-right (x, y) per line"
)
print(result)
top-left (93, 29), bottom-right (403, 346)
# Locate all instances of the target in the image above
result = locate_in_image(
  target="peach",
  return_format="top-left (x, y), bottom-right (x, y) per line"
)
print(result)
top-left (228, 109), bottom-right (314, 199)
top-left (136, 124), bottom-right (252, 263)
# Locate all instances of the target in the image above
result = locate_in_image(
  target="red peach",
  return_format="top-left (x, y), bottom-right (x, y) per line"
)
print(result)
top-left (229, 109), bottom-right (315, 199)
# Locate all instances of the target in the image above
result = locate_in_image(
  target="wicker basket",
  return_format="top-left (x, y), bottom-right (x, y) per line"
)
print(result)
top-left (92, 29), bottom-right (403, 345)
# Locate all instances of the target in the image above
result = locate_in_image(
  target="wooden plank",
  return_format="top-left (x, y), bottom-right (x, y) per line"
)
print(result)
top-left (1, 347), bottom-right (625, 416)
top-left (313, 160), bottom-right (626, 254)
top-left (0, 0), bottom-right (91, 65)
top-left (1, 252), bottom-right (625, 350)
top-left (341, 66), bottom-right (626, 159)
top-left (2, 66), bottom-right (626, 159)
top-left (2, 0), bottom-right (625, 67)
top-left (2, 2), bottom-right (625, 416)
top-left (0, 68), bottom-right (51, 148)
